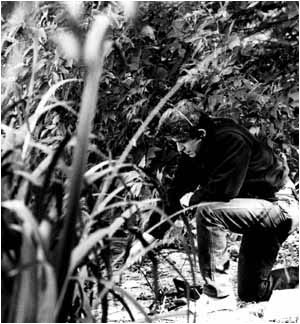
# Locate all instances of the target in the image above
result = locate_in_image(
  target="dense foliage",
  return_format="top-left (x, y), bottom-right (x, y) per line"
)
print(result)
top-left (1, 1), bottom-right (298, 322)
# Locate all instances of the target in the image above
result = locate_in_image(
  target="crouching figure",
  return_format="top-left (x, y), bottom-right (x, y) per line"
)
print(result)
top-left (129, 99), bottom-right (299, 301)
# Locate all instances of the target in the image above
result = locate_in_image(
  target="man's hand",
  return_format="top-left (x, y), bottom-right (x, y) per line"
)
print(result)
top-left (180, 192), bottom-right (193, 208)
top-left (127, 233), bottom-right (156, 265)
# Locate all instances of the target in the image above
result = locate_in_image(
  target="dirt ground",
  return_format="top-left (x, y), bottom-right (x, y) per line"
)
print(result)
top-left (92, 229), bottom-right (299, 323)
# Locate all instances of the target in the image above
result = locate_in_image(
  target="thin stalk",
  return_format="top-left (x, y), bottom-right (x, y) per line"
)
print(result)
top-left (26, 37), bottom-right (38, 114)
top-left (101, 292), bottom-right (109, 323)
top-left (180, 213), bottom-right (198, 284)
top-left (55, 63), bottom-right (104, 321)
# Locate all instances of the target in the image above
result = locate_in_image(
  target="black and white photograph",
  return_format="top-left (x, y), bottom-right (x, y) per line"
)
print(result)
top-left (1, 1), bottom-right (299, 323)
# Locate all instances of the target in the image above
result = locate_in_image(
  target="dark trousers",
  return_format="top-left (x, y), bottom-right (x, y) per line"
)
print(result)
top-left (195, 197), bottom-right (297, 301)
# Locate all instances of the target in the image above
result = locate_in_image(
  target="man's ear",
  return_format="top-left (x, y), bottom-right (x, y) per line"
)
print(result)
top-left (197, 128), bottom-right (206, 139)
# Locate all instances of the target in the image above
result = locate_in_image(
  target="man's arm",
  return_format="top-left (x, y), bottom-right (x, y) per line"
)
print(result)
top-left (145, 156), bottom-right (198, 239)
top-left (190, 132), bottom-right (251, 205)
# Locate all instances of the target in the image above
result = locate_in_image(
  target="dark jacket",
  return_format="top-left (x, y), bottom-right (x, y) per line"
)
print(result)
top-left (147, 118), bottom-right (289, 239)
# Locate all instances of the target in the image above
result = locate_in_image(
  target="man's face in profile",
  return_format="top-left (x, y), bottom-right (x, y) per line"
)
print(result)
top-left (172, 137), bottom-right (203, 158)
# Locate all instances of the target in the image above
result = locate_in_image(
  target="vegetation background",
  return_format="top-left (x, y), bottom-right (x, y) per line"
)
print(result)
top-left (1, 1), bottom-right (298, 322)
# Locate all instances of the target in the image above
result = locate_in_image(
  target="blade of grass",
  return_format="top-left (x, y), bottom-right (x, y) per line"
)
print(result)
top-left (55, 67), bottom-right (106, 292)
top-left (84, 160), bottom-right (117, 178)
top-left (8, 216), bottom-right (38, 322)
top-left (85, 163), bottom-right (133, 185)
top-left (15, 153), bottom-right (54, 200)
top-left (2, 200), bottom-right (48, 257)
top-left (110, 285), bottom-right (152, 322)
top-left (109, 289), bottom-right (135, 321)
top-left (29, 100), bottom-right (78, 131)
top-left (55, 16), bottom-right (111, 321)
top-left (37, 262), bottom-right (57, 323)
top-left (90, 186), bottom-right (125, 218)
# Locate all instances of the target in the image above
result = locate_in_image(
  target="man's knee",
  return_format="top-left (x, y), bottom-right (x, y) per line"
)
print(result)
top-left (196, 203), bottom-right (227, 229)
top-left (196, 203), bottom-right (216, 226)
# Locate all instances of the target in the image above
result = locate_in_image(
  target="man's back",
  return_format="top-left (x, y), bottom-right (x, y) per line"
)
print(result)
top-left (174, 118), bottom-right (289, 204)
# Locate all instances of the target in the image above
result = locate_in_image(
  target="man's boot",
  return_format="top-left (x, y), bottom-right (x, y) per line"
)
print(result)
top-left (270, 266), bottom-right (299, 290)
top-left (203, 273), bottom-right (232, 298)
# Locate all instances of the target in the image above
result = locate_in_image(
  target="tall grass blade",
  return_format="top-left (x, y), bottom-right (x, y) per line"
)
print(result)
top-left (2, 200), bottom-right (46, 251)
top-left (29, 80), bottom-right (81, 130)
top-left (37, 262), bottom-right (57, 323)
top-left (7, 216), bottom-right (38, 322)
top-left (90, 186), bottom-right (124, 218)
top-left (54, 73), bottom-right (105, 291)
top-left (55, 14), bottom-right (111, 321)
top-left (112, 286), bottom-right (152, 323)
top-left (15, 153), bottom-right (54, 200)
top-left (28, 100), bottom-right (78, 132)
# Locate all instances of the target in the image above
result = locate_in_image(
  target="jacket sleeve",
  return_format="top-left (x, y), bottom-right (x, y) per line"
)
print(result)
top-left (189, 132), bottom-right (251, 205)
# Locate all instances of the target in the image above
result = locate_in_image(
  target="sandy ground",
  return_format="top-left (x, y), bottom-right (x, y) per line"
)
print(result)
top-left (92, 229), bottom-right (299, 323)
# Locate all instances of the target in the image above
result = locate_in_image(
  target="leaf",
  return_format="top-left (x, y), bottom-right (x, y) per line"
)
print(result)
top-left (91, 187), bottom-right (125, 217)
top-left (173, 18), bottom-right (185, 31)
top-left (270, 106), bottom-right (278, 119)
top-left (156, 66), bottom-right (168, 79)
top-left (29, 80), bottom-right (81, 131)
top-left (288, 91), bottom-right (299, 103)
top-left (55, 31), bottom-right (81, 61)
top-left (249, 126), bottom-right (260, 136)
top-left (85, 163), bottom-right (132, 185)
top-left (64, 1), bottom-right (83, 20)
top-left (70, 227), bottom-right (112, 273)
top-left (210, 74), bottom-right (220, 84)
top-left (178, 48), bottom-right (186, 58)
top-left (147, 146), bottom-right (160, 161)
top-left (138, 155), bottom-right (146, 168)
top-left (228, 35), bottom-right (241, 50)
top-left (247, 1), bottom-right (260, 8)
top-left (55, 22), bottom-right (109, 290)
top-left (120, 1), bottom-right (138, 19)
top-left (222, 67), bottom-right (233, 75)
top-left (208, 94), bottom-right (221, 112)
top-left (130, 182), bottom-right (143, 197)
top-left (85, 160), bottom-right (116, 178)
top-left (141, 25), bottom-right (156, 41)
top-left (1, 200), bottom-right (43, 244)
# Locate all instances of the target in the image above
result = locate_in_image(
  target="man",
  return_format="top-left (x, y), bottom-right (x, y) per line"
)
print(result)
top-left (130, 99), bottom-right (298, 301)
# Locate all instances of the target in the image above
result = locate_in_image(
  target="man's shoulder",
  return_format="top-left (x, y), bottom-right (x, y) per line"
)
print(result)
top-left (213, 118), bottom-right (250, 138)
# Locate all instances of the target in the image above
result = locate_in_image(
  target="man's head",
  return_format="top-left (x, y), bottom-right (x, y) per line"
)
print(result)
top-left (158, 99), bottom-right (212, 157)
